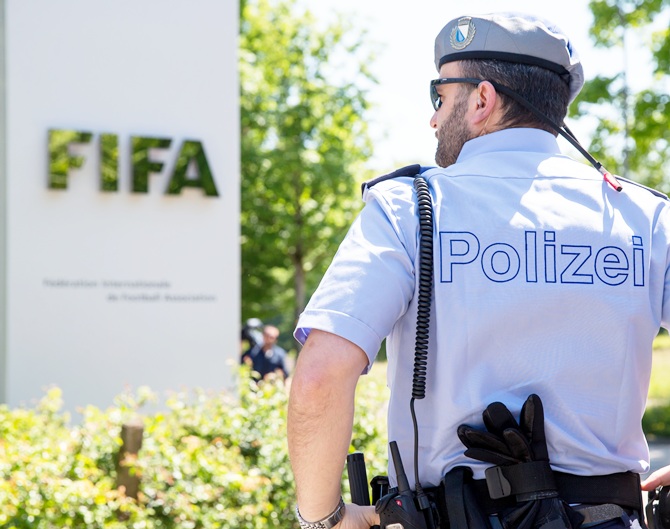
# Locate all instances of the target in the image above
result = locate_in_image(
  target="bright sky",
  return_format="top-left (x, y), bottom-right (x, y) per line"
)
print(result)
top-left (308, 0), bottom-right (655, 173)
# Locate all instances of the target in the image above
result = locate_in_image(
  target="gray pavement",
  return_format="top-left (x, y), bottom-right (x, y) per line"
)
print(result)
top-left (647, 439), bottom-right (670, 475)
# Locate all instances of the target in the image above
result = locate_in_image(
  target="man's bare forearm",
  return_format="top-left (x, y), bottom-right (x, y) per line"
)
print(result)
top-left (288, 329), bottom-right (369, 521)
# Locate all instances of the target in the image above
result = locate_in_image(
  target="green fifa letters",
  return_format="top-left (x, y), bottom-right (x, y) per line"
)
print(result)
top-left (166, 140), bottom-right (218, 197)
top-left (100, 133), bottom-right (119, 192)
top-left (47, 129), bottom-right (219, 197)
top-left (131, 136), bottom-right (172, 193)
top-left (48, 129), bottom-right (93, 189)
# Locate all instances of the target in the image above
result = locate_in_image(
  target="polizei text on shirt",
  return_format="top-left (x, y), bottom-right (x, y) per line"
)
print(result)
top-left (439, 230), bottom-right (645, 285)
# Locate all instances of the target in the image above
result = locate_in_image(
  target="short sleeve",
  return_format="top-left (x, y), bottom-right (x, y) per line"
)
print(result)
top-left (294, 182), bottom-right (418, 369)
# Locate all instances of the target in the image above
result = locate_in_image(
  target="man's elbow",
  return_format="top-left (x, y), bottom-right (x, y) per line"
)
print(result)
top-left (290, 360), bottom-right (335, 407)
top-left (289, 329), bottom-right (368, 409)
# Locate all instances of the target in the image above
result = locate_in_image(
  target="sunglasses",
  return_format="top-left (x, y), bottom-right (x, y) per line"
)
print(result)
top-left (430, 77), bottom-right (483, 110)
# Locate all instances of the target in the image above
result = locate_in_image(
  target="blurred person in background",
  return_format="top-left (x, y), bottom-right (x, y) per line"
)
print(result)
top-left (241, 324), bottom-right (289, 382)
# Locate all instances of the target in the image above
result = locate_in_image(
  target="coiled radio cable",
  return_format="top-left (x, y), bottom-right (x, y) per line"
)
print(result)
top-left (409, 174), bottom-right (435, 514)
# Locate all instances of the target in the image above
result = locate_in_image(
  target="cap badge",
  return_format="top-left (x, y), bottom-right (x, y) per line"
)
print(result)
top-left (450, 17), bottom-right (476, 50)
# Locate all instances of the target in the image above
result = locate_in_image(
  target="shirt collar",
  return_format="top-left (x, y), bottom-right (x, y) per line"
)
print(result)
top-left (456, 128), bottom-right (561, 164)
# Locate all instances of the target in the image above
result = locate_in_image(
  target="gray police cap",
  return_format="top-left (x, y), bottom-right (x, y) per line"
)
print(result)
top-left (434, 12), bottom-right (584, 102)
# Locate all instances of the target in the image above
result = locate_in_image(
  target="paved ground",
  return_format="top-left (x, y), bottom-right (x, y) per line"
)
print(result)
top-left (647, 439), bottom-right (670, 474)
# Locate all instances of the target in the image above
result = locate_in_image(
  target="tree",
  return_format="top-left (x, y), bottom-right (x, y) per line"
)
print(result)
top-left (239, 0), bottom-right (376, 340)
top-left (570, 0), bottom-right (670, 190)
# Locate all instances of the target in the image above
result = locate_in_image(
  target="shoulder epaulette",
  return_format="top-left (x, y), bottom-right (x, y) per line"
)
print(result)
top-left (360, 164), bottom-right (422, 196)
top-left (618, 177), bottom-right (669, 201)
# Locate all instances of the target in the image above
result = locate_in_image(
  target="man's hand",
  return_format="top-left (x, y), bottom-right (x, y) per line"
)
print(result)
top-left (337, 504), bottom-right (380, 529)
top-left (642, 465), bottom-right (670, 490)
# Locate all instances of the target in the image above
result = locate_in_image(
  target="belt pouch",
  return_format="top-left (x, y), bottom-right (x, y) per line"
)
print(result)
top-left (440, 466), bottom-right (494, 529)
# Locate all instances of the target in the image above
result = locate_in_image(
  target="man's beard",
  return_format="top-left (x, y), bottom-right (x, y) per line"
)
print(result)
top-left (435, 99), bottom-right (474, 168)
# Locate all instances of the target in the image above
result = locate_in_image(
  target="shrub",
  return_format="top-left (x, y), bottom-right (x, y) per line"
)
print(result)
top-left (0, 366), bottom-right (389, 528)
top-left (0, 387), bottom-right (137, 528)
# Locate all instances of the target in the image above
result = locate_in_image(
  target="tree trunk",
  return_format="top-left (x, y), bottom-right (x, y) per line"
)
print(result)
top-left (294, 251), bottom-right (306, 327)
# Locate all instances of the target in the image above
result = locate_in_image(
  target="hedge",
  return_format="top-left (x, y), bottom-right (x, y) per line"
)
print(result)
top-left (0, 366), bottom-right (388, 529)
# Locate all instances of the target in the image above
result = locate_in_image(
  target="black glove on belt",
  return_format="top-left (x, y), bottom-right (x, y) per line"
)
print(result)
top-left (457, 394), bottom-right (584, 529)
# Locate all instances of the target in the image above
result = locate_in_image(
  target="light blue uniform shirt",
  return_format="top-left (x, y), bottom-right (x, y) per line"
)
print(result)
top-left (295, 128), bottom-right (670, 488)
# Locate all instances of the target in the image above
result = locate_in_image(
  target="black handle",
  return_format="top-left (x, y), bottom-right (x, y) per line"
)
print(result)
top-left (347, 452), bottom-right (381, 529)
top-left (347, 452), bottom-right (370, 506)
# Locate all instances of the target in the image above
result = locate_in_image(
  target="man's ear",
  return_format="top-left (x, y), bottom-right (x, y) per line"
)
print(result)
top-left (472, 81), bottom-right (497, 126)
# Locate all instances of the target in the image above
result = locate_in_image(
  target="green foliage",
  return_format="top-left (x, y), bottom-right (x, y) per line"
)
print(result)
top-left (131, 373), bottom-right (293, 528)
top-left (570, 0), bottom-right (670, 189)
top-left (0, 367), bottom-right (389, 528)
top-left (587, 0), bottom-right (669, 48)
top-left (239, 0), bottom-right (377, 331)
top-left (646, 334), bottom-right (670, 439)
top-left (0, 387), bottom-right (136, 528)
top-left (643, 404), bottom-right (670, 439)
top-left (348, 363), bottom-right (389, 486)
top-left (649, 349), bottom-right (670, 401)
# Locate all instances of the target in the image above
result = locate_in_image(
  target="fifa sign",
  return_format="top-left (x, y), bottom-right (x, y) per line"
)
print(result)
top-left (0, 0), bottom-right (239, 412)
top-left (48, 130), bottom-right (218, 196)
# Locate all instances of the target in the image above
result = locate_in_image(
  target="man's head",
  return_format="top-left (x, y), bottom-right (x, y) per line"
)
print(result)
top-left (262, 325), bottom-right (280, 349)
top-left (430, 12), bottom-right (583, 167)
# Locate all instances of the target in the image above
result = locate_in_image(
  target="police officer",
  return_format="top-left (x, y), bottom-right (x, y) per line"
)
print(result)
top-left (288, 12), bottom-right (670, 529)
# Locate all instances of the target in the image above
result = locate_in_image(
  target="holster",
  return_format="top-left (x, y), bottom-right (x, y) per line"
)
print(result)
top-left (647, 486), bottom-right (670, 529)
top-left (436, 466), bottom-right (494, 529)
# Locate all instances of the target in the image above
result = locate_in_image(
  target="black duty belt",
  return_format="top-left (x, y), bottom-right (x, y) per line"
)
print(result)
top-left (435, 471), bottom-right (643, 514)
